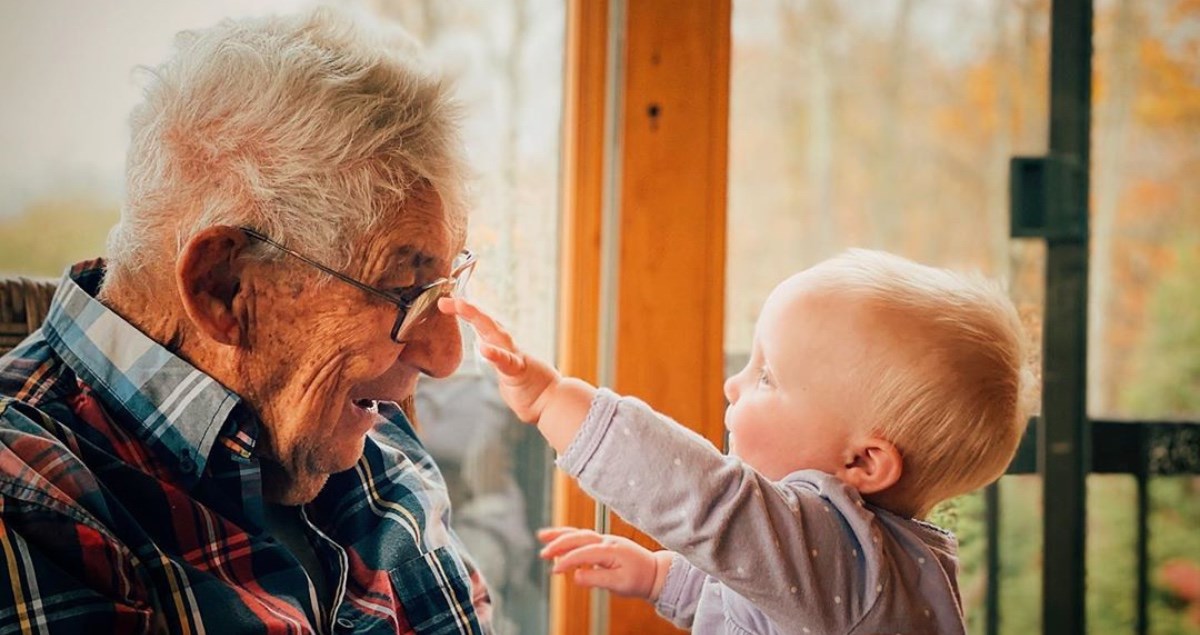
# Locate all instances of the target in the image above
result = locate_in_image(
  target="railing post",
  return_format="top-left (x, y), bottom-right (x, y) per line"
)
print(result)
top-left (1135, 428), bottom-right (1149, 635)
top-left (1009, 0), bottom-right (1094, 632)
top-left (1041, 0), bottom-right (1094, 621)
top-left (984, 483), bottom-right (1001, 635)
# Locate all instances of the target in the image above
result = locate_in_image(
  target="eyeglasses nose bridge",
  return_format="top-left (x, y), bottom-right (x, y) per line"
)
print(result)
top-left (392, 251), bottom-right (476, 343)
top-left (392, 278), bottom-right (457, 342)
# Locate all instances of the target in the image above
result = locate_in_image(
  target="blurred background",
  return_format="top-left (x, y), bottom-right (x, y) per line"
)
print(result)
top-left (727, 2), bottom-right (1198, 633)
top-left (1, 1), bottom-right (1197, 633)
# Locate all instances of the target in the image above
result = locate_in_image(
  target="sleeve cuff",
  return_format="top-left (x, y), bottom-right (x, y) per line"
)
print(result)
top-left (555, 388), bottom-right (620, 477)
top-left (653, 553), bottom-right (694, 618)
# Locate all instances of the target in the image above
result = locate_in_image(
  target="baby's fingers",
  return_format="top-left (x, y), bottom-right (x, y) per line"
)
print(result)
top-left (572, 566), bottom-right (628, 592)
top-left (536, 526), bottom-right (585, 543)
top-left (441, 297), bottom-right (517, 352)
top-left (551, 543), bottom-right (619, 574)
top-left (478, 343), bottom-right (526, 376)
top-left (538, 528), bottom-right (604, 560)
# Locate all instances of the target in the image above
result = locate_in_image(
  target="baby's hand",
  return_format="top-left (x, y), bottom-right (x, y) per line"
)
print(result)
top-left (439, 297), bottom-right (560, 424)
top-left (537, 527), bottom-right (672, 601)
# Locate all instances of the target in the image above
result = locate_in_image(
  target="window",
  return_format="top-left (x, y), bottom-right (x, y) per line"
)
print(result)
top-left (386, 2), bottom-right (566, 632)
top-left (728, 2), bottom-right (1051, 632)
top-left (1087, 2), bottom-right (1200, 631)
top-left (729, 1), bottom-right (1200, 632)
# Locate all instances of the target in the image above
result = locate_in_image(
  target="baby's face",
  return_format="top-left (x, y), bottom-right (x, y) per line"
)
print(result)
top-left (723, 274), bottom-right (873, 480)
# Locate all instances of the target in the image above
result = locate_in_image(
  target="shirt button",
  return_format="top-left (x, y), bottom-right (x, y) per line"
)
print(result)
top-left (335, 617), bottom-right (355, 632)
top-left (179, 449), bottom-right (196, 474)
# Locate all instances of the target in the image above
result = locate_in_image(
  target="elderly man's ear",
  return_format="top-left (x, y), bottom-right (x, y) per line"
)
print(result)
top-left (176, 226), bottom-right (253, 347)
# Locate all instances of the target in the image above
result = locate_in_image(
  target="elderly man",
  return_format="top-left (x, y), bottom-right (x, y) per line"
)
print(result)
top-left (0, 8), bottom-right (493, 634)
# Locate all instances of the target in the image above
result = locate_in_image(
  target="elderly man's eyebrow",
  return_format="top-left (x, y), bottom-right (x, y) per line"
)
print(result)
top-left (383, 246), bottom-right (442, 277)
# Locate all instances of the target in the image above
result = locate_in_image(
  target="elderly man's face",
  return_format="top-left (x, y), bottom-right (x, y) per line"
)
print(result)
top-left (241, 197), bottom-right (464, 504)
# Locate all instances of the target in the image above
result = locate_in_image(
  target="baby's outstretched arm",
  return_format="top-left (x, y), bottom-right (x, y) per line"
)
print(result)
top-left (438, 297), bottom-right (596, 452)
top-left (441, 298), bottom-right (867, 630)
top-left (537, 527), bottom-right (674, 601)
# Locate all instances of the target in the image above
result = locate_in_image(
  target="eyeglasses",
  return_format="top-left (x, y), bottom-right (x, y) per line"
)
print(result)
top-left (239, 227), bottom-right (477, 343)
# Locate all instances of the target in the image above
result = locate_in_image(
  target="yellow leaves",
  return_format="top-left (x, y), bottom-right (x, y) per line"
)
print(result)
top-left (1122, 179), bottom-right (1180, 215)
top-left (1134, 39), bottom-right (1200, 127)
top-left (1169, 0), bottom-right (1200, 23)
top-left (934, 62), bottom-right (1003, 140)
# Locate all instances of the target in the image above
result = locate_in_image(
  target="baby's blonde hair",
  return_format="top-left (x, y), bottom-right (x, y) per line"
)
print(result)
top-left (806, 249), bottom-right (1034, 518)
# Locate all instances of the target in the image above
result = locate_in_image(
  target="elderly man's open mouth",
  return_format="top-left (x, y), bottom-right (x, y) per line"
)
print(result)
top-left (352, 398), bottom-right (381, 414)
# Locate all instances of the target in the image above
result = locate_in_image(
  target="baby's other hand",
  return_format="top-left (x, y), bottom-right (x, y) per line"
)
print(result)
top-left (439, 297), bottom-right (560, 424)
top-left (537, 526), bottom-right (670, 601)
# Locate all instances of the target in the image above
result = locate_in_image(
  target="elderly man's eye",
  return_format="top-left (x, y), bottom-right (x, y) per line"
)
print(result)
top-left (390, 286), bottom-right (422, 302)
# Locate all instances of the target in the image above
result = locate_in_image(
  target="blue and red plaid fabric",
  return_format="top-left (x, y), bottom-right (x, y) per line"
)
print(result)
top-left (0, 261), bottom-right (492, 634)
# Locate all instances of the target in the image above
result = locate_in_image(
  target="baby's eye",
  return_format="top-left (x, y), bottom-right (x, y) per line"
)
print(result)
top-left (756, 367), bottom-right (772, 388)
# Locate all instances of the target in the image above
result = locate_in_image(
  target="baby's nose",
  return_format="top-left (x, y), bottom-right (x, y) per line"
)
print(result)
top-left (723, 375), bottom-right (738, 404)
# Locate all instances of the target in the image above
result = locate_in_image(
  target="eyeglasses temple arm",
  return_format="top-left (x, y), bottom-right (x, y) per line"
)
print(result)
top-left (239, 227), bottom-right (405, 306)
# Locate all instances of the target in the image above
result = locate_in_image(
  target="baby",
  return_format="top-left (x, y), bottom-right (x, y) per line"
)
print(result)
top-left (440, 249), bottom-right (1032, 634)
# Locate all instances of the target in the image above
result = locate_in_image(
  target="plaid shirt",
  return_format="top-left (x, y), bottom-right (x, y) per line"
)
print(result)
top-left (0, 261), bottom-right (492, 634)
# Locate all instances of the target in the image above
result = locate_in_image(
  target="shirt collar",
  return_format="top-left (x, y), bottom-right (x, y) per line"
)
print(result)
top-left (41, 260), bottom-right (244, 485)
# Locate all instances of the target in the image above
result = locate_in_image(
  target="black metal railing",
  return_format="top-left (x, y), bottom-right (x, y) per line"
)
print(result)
top-left (1010, 0), bottom-right (1093, 629)
top-left (986, 418), bottom-right (1200, 635)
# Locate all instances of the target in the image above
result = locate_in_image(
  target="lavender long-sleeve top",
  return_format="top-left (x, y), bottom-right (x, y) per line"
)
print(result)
top-left (557, 389), bottom-right (967, 635)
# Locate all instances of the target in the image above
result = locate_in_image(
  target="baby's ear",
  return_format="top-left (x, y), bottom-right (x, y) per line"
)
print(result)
top-left (838, 437), bottom-right (903, 496)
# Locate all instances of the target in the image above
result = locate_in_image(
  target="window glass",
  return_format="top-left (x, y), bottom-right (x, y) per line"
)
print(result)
top-left (385, 2), bottom-right (565, 632)
top-left (0, 2), bottom-right (307, 273)
top-left (1090, 0), bottom-right (1200, 424)
top-left (729, 2), bottom-right (1050, 630)
top-left (730, 1), bottom-right (1200, 632)
top-left (1087, 2), bottom-right (1200, 632)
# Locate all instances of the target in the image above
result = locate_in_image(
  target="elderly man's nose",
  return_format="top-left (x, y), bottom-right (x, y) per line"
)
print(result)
top-left (401, 309), bottom-right (463, 378)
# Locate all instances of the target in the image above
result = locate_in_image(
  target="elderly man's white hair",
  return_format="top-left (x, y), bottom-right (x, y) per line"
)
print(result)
top-left (106, 7), bottom-right (468, 292)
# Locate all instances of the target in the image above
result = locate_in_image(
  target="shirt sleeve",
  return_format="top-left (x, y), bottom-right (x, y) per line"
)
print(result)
top-left (0, 494), bottom-right (156, 634)
top-left (558, 389), bottom-right (884, 631)
top-left (447, 526), bottom-right (496, 632)
top-left (653, 552), bottom-right (707, 629)
top-left (0, 402), bottom-right (158, 634)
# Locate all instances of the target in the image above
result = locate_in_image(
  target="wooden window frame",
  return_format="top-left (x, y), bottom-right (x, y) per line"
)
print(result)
top-left (554, 0), bottom-right (731, 633)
